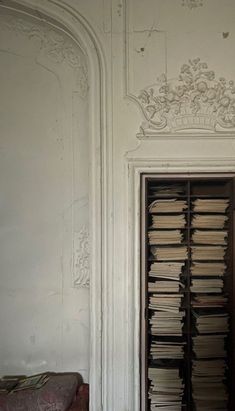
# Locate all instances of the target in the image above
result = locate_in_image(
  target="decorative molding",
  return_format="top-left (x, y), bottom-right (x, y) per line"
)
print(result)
top-left (127, 158), bottom-right (235, 410)
top-left (138, 58), bottom-right (235, 135)
top-left (136, 131), bottom-right (235, 140)
top-left (0, 2), bottom-right (105, 410)
top-left (73, 226), bottom-right (90, 288)
top-left (181, 0), bottom-right (203, 9)
top-left (0, 13), bottom-right (88, 97)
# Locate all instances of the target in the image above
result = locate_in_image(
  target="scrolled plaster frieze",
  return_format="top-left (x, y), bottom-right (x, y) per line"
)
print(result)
top-left (138, 58), bottom-right (235, 135)
top-left (73, 226), bottom-right (90, 288)
top-left (0, 13), bottom-right (88, 97)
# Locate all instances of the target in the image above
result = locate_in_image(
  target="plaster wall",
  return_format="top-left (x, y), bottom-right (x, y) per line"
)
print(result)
top-left (0, 7), bottom-right (90, 381)
top-left (2, 1), bottom-right (235, 410)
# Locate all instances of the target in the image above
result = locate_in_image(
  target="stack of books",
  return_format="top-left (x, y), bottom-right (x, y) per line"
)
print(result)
top-left (192, 295), bottom-right (227, 308)
top-left (191, 262), bottom-right (226, 277)
top-left (151, 246), bottom-right (188, 261)
top-left (191, 246), bottom-right (226, 260)
top-left (192, 214), bottom-right (228, 228)
top-left (148, 230), bottom-right (183, 245)
top-left (192, 359), bottom-right (228, 410)
top-left (148, 367), bottom-right (184, 411)
top-left (149, 199), bottom-right (187, 213)
top-left (145, 182), bottom-right (232, 410)
top-left (192, 230), bottom-right (227, 245)
top-left (149, 262), bottom-right (184, 281)
top-left (148, 280), bottom-right (183, 293)
top-left (191, 278), bottom-right (224, 293)
top-left (192, 334), bottom-right (226, 359)
top-left (149, 294), bottom-right (183, 313)
top-left (149, 309), bottom-right (185, 336)
top-left (192, 199), bottom-right (229, 213)
top-left (191, 197), bottom-right (229, 410)
top-left (150, 340), bottom-right (185, 360)
top-left (149, 185), bottom-right (185, 196)
top-left (151, 215), bottom-right (186, 229)
top-left (147, 188), bottom-right (187, 411)
top-left (192, 310), bottom-right (229, 334)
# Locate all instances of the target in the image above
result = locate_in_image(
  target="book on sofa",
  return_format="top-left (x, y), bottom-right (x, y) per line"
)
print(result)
top-left (0, 373), bottom-right (49, 394)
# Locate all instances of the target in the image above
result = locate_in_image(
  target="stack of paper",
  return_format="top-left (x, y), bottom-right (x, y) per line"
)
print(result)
top-left (191, 262), bottom-right (226, 277)
top-left (151, 246), bottom-right (188, 261)
top-left (148, 367), bottom-right (184, 411)
top-left (192, 214), bottom-right (228, 228)
top-left (148, 281), bottom-right (183, 293)
top-left (192, 295), bottom-right (227, 308)
top-left (192, 360), bottom-right (228, 410)
top-left (148, 230), bottom-right (183, 245)
top-left (149, 294), bottom-right (185, 338)
top-left (191, 246), bottom-right (226, 260)
top-left (149, 294), bottom-right (183, 313)
top-left (191, 278), bottom-right (224, 293)
top-left (149, 199), bottom-right (187, 213)
top-left (150, 185), bottom-right (185, 196)
top-left (193, 311), bottom-right (229, 334)
top-left (192, 199), bottom-right (229, 213)
top-left (151, 214), bottom-right (186, 229)
top-left (150, 340), bottom-right (185, 359)
top-left (193, 335), bottom-right (226, 359)
top-left (150, 311), bottom-right (185, 336)
top-left (149, 262), bottom-right (184, 280)
top-left (192, 230), bottom-right (227, 245)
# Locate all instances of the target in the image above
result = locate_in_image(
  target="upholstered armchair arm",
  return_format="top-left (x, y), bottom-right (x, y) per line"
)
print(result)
top-left (69, 384), bottom-right (89, 411)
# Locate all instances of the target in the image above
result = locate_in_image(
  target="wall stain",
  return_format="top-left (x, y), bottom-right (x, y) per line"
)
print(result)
top-left (135, 47), bottom-right (145, 55)
top-left (117, 3), bottom-right (122, 17)
top-left (30, 335), bottom-right (36, 345)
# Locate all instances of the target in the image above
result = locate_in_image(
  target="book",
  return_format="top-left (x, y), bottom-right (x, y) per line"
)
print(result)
top-left (191, 262), bottom-right (226, 277)
top-left (148, 280), bottom-right (184, 293)
top-left (150, 340), bottom-right (185, 359)
top-left (148, 230), bottom-right (183, 245)
top-left (192, 199), bottom-right (229, 213)
top-left (149, 262), bottom-right (184, 280)
top-left (149, 199), bottom-right (187, 213)
top-left (11, 373), bottom-right (50, 392)
top-left (191, 278), bottom-right (224, 293)
top-left (191, 246), bottom-right (226, 261)
top-left (192, 214), bottom-right (228, 229)
top-left (0, 378), bottom-right (20, 393)
top-left (148, 367), bottom-right (184, 411)
top-left (151, 246), bottom-right (188, 261)
top-left (149, 184), bottom-right (185, 196)
top-left (192, 230), bottom-right (227, 245)
top-left (151, 214), bottom-right (186, 229)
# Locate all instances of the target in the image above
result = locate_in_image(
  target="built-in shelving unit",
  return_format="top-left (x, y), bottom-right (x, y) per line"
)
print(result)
top-left (140, 174), bottom-right (235, 411)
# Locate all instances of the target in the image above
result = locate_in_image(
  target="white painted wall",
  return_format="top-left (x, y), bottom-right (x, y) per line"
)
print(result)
top-left (2, 0), bottom-right (235, 410)
top-left (0, 7), bottom-right (90, 381)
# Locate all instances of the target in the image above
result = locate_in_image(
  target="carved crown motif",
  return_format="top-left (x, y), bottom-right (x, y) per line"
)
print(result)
top-left (138, 58), bottom-right (235, 133)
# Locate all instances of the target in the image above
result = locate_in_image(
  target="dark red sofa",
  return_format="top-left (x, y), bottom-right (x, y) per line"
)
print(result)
top-left (0, 373), bottom-right (89, 411)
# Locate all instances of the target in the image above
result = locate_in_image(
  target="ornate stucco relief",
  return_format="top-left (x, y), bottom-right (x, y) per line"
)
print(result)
top-left (138, 58), bottom-right (235, 135)
top-left (73, 226), bottom-right (90, 288)
top-left (0, 13), bottom-right (88, 97)
top-left (181, 0), bottom-right (203, 9)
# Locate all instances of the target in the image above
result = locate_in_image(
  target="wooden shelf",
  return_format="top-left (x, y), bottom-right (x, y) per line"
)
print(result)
top-left (141, 174), bottom-right (235, 411)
